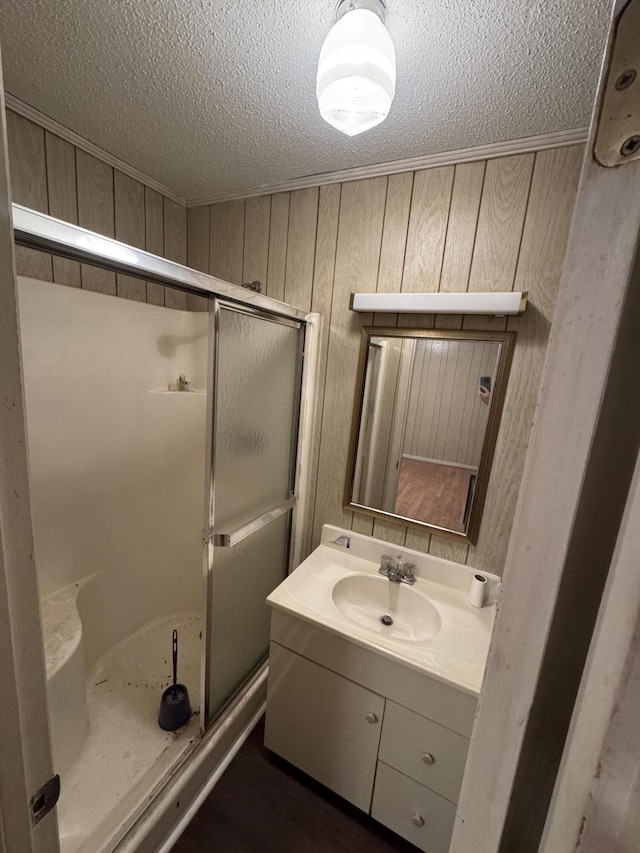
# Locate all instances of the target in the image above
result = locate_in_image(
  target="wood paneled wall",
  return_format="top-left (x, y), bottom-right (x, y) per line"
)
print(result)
top-left (192, 146), bottom-right (584, 575)
top-left (6, 110), bottom-right (189, 309)
top-left (404, 339), bottom-right (494, 468)
top-left (6, 104), bottom-right (584, 574)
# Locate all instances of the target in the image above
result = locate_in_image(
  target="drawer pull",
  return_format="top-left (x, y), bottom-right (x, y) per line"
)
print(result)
top-left (365, 712), bottom-right (379, 724)
top-left (412, 814), bottom-right (425, 828)
top-left (421, 752), bottom-right (436, 765)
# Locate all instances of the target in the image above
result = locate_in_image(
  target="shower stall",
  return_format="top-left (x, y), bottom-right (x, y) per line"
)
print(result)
top-left (12, 205), bottom-right (319, 853)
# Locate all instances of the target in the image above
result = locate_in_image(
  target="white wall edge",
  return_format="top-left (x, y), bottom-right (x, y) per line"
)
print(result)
top-left (291, 311), bottom-right (323, 568)
top-left (187, 127), bottom-right (589, 207)
top-left (4, 93), bottom-right (187, 207)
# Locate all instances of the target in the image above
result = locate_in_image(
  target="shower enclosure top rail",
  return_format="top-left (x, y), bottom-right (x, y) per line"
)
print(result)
top-left (11, 204), bottom-right (309, 323)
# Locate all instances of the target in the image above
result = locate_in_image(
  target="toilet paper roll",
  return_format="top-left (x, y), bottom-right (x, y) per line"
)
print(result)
top-left (469, 573), bottom-right (487, 608)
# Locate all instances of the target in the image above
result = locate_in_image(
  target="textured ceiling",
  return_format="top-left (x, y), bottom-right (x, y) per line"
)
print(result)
top-left (0, 0), bottom-right (610, 201)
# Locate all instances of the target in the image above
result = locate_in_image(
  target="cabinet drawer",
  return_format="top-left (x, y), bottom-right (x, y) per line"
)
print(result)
top-left (379, 701), bottom-right (469, 803)
top-left (265, 643), bottom-right (385, 812)
top-left (372, 762), bottom-right (456, 853)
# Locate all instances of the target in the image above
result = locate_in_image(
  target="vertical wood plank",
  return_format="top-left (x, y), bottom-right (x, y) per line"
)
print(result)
top-left (267, 193), bottom-right (290, 302)
top-left (5, 112), bottom-right (48, 210)
top-left (243, 195), bottom-right (270, 290)
top-left (45, 132), bottom-right (81, 287)
top-left (463, 154), bottom-right (534, 334)
top-left (468, 146), bottom-right (583, 575)
top-left (401, 166), bottom-right (454, 335)
top-left (312, 177), bottom-right (387, 546)
top-left (187, 206), bottom-right (210, 272)
top-left (164, 197), bottom-right (187, 310)
top-left (114, 170), bottom-right (146, 302)
top-left (76, 149), bottom-right (115, 294)
top-left (440, 161), bottom-right (486, 293)
top-left (374, 172), bottom-right (413, 328)
top-left (306, 183), bottom-right (341, 556)
top-left (405, 527), bottom-right (432, 554)
top-left (6, 111), bottom-right (52, 281)
top-left (351, 515), bottom-right (376, 536)
top-left (429, 537), bottom-right (469, 563)
top-left (465, 154), bottom-right (534, 310)
top-left (512, 147), bottom-right (584, 319)
top-left (372, 519), bottom-right (406, 546)
top-left (145, 187), bottom-right (165, 305)
top-left (467, 154), bottom-right (534, 293)
top-left (402, 166), bottom-right (455, 294)
top-left (187, 205), bottom-right (210, 311)
top-left (284, 188), bottom-right (319, 311)
top-left (210, 200), bottom-right (245, 285)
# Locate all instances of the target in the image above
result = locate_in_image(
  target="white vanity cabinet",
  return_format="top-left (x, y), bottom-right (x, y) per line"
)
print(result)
top-left (265, 610), bottom-right (477, 853)
top-left (372, 701), bottom-right (470, 852)
top-left (264, 642), bottom-right (385, 811)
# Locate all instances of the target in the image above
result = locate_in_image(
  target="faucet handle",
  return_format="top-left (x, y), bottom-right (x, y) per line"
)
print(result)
top-left (403, 563), bottom-right (416, 581)
top-left (380, 555), bottom-right (394, 570)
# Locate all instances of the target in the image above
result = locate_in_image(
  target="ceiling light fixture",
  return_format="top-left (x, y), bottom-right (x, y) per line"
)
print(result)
top-left (316, 0), bottom-right (396, 137)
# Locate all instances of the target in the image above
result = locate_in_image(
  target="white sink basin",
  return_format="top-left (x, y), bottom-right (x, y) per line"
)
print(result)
top-left (266, 526), bottom-right (499, 694)
top-left (331, 573), bottom-right (441, 642)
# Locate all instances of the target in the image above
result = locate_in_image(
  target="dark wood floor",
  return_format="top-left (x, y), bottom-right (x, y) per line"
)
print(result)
top-left (172, 716), bottom-right (419, 853)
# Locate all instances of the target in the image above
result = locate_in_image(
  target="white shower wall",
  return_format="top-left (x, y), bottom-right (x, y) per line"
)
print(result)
top-left (18, 277), bottom-right (209, 668)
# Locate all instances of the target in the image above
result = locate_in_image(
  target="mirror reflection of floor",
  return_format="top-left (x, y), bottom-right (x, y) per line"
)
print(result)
top-left (395, 458), bottom-right (476, 533)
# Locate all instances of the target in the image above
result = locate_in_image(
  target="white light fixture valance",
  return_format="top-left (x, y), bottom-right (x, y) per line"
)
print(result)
top-left (317, 0), bottom-right (396, 137)
top-left (349, 292), bottom-right (529, 315)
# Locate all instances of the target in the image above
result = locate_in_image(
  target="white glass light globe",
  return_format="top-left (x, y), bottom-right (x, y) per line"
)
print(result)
top-left (317, 8), bottom-right (396, 137)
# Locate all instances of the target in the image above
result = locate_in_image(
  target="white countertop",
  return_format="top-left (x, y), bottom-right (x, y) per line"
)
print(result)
top-left (267, 526), bottom-right (499, 696)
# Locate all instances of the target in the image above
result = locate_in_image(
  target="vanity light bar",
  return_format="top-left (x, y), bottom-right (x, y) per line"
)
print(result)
top-left (349, 291), bottom-right (528, 315)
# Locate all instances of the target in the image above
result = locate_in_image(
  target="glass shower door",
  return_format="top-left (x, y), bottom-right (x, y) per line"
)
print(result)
top-left (205, 302), bottom-right (304, 724)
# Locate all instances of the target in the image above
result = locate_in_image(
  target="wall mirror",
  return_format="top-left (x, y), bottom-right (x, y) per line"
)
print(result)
top-left (345, 328), bottom-right (516, 544)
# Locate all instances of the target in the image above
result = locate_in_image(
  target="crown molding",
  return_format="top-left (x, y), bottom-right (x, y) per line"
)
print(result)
top-left (187, 126), bottom-right (588, 207)
top-left (4, 92), bottom-right (588, 210)
top-left (4, 93), bottom-right (186, 206)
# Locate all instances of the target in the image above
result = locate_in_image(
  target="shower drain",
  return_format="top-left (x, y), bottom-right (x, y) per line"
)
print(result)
top-left (380, 614), bottom-right (393, 626)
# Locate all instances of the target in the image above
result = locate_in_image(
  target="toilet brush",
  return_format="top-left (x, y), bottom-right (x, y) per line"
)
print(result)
top-left (158, 629), bottom-right (192, 731)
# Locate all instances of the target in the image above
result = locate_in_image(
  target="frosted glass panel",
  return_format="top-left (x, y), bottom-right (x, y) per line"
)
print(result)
top-left (207, 511), bottom-right (291, 719)
top-left (206, 306), bottom-right (303, 725)
top-left (214, 308), bottom-right (301, 531)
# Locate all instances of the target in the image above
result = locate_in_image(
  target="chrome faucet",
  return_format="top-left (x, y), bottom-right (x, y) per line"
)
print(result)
top-left (379, 554), bottom-right (416, 584)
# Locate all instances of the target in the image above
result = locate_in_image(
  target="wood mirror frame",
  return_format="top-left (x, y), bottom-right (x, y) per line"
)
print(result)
top-left (344, 327), bottom-right (516, 544)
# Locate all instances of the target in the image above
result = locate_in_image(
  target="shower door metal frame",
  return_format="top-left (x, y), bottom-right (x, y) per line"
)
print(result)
top-left (12, 204), bottom-right (320, 737)
top-left (202, 297), bottom-right (307, 726)
top-left (12, 204), bottom-right (309, 324)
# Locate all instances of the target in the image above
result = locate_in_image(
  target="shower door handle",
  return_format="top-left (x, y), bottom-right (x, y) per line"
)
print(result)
top-left (209, 497), bottom-right (295, 547)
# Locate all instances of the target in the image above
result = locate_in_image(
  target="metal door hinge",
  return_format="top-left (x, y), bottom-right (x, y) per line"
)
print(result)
top-left (594, 0), bottom-right (640, 166)
top-left (31, 774), bottom-right (60, 826)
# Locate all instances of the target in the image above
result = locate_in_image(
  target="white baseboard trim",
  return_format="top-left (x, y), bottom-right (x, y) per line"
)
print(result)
top-left (402, 454), bottom-right (477, 471)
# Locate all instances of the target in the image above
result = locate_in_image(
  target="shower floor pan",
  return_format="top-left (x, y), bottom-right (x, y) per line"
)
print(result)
top-left (57, 611), bottom-right (202, 853)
